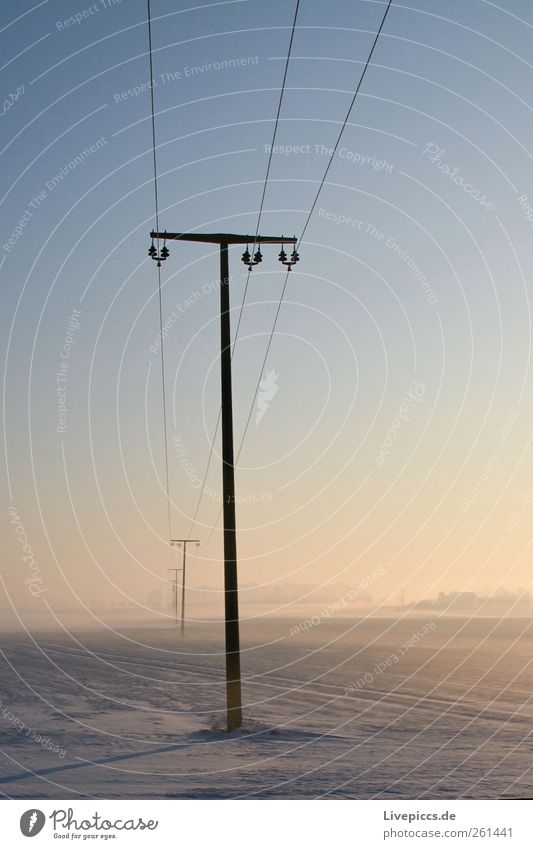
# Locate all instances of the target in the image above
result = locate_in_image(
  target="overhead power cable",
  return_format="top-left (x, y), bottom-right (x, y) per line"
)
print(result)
top-left (147, 0), bottom-right (172, 542)
top-left (204, 0), bottom-right (394, 544)
top-left (187, 0), bottom-right (301, 538)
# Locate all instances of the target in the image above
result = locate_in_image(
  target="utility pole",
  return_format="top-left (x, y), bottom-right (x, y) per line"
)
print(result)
top-left (170, 539), bottom-right (200, 636)
top-left (168, 567), bottom-right (180, 624)
top-left (150, 231), bottom-right (299, 731)
top-left (168, 569), bottom-right (182, 625)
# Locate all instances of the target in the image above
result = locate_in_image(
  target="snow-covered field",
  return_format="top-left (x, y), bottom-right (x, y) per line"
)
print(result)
top-left (0, 615), bottom-right (531, 799)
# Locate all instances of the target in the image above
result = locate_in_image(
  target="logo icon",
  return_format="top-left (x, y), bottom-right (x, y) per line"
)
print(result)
top-left (256, 368), bottom-right (279, 425)
top-left (20, 810), bottom-right (46, 837)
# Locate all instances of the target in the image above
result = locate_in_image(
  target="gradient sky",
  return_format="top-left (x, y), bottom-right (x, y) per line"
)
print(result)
top-left (3, 0), bottom-right (533, 620)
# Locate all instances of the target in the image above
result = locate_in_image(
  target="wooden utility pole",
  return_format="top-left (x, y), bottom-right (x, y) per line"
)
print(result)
top-left (151, 231), bottom-right (298, 730)
top-left (170, 539), bottom-right (200, 636)
top-left (168, 567), bottom-right (180, 624)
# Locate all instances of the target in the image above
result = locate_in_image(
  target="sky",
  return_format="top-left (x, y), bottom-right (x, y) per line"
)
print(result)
top-left (3, 0), bottom-right (533, 623)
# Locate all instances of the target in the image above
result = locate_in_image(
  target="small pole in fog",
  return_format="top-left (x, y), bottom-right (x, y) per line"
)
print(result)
top-left (170, 539), bottom-right (200, 636)
top-left (168, 568), bottom-right (180, 624)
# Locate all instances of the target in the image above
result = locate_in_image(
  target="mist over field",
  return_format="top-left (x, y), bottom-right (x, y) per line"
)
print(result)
top-left (1, 615), bottom-right (531, 799)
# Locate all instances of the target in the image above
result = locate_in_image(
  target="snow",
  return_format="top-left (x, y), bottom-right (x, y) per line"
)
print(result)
top-left (0, 615), bottom-right (531, 798)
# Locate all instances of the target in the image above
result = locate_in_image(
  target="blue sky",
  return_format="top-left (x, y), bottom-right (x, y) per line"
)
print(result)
top-left (3, 0), bottom-right (533, 618)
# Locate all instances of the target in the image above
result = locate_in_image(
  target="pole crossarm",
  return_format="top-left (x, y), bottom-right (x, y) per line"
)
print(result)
top-left (150, 231), bottom-right (296, 245)
top-left (170, 539), bottom-right (200, 545)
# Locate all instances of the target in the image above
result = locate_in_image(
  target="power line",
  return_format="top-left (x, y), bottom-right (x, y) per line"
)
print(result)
top-left (233, 0), bottom-right (301, 343)
top-left (238, 0), bottom-right (395, 441)
top-left (203, 0), bottom-right (394, 543)
top-left (147, 0), bottom-right (160, 236)
top-left (187, 0), bottom-right (301, 539)
top-left (147, 0), bottom-right (171, 541)
top-left (298, 0), bottom-right (393, 244)
top-left (204, 274), bottom-right (290, 546)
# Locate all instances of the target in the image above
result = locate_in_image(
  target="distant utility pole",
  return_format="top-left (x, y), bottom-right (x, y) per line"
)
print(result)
top-left (170, 539), bottom-right (200, 636)
top-left (151, 231), bottom-right (299, 731)
top-left (168, 568), bottom-right (181, 625)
